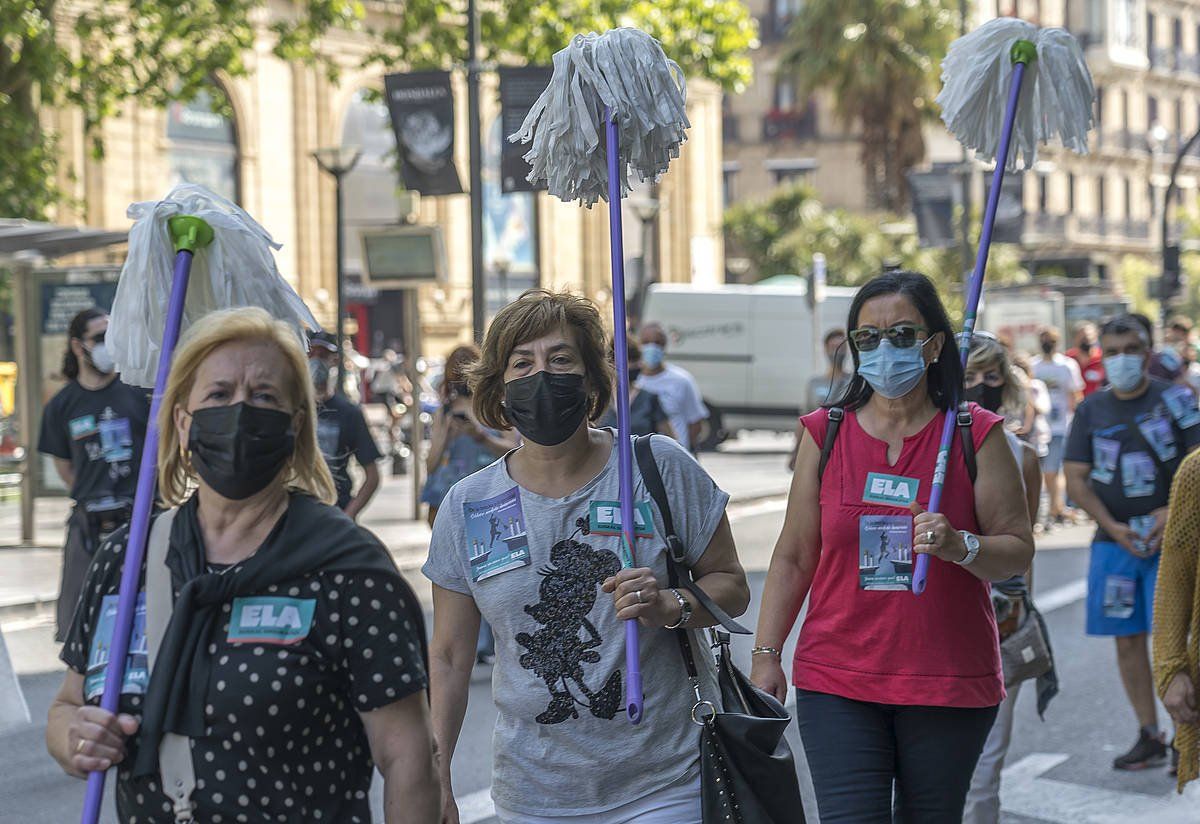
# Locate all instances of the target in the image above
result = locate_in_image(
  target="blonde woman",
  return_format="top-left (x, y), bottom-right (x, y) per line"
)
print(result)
top-left (46, 307), bottom-right (439, 823)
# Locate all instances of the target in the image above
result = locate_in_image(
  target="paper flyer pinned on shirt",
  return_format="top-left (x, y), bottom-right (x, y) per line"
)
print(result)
top-left (464, 486), bottom-right (531, 582)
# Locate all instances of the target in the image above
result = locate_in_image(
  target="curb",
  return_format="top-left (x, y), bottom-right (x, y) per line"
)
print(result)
top-left (0, 489), bottom-right (792, 627)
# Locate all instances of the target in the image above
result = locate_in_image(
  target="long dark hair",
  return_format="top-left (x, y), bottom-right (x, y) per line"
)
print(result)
top-left (828, 271), bottom-right (963, 411)
top-left (62, 307), bottom-right (106, 381)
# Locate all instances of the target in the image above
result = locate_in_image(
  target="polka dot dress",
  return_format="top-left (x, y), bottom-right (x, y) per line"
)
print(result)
top-left (63, 524), bottom-right (427, 822)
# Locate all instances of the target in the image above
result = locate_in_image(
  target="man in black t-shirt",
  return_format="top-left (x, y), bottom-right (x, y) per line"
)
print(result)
top-left (1065, 315), bottom-right (1200, 772)
top-left (309, 332), bottom-right (382, 518)
top-left (37, 308), bottom-right (150, 640)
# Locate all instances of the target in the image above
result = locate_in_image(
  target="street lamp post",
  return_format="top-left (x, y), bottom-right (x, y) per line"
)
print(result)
top-left (1161, 124), bottom-right (1200, 329)
top-left (312, 146), bottom-right (363, 395)
top-left (493, 255), bottom-right (511, 307)
top-left (467, 0), bottom-right (486, 343)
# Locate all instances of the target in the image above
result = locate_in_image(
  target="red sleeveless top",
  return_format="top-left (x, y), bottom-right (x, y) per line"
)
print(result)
top-left (794, 404), bottom-right (1005, 708)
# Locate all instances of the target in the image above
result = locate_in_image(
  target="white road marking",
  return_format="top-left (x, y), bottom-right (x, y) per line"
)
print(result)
top-left (1035, 578), bottom-right (1088, 614)
top-left (457, 787), bottom-right (497, 823)
top-left (1000, 753), bottom-right (1200, 823)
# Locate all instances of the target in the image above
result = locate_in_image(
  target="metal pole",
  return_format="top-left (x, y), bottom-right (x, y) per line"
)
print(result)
top-left (335, 170), bottom-right (348, 395)
top-left (467, 0), bottom-right (486, 342)
top-left (404, 290), bottom-right (423, 520)
top-left (1161, 127), bottom-right (1200, 328)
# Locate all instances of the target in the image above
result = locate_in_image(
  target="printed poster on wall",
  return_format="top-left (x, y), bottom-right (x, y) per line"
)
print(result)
top-left (383, 71), bottom-right (463, 196)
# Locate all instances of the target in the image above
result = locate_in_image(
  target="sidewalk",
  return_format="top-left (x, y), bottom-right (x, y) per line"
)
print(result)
top-left (0, 435), bottom-right (795, 620)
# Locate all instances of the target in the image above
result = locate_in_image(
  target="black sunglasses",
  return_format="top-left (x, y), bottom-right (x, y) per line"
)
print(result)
top-left (849, 324), bottom-right (929, 352)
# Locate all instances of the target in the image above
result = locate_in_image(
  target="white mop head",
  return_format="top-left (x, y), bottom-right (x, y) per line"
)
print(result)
top-left (509, 28), bottom-right (690, 206)
top-left (109, 184), bottom-right (318, 388)
top-left (937, 17), bottom-right (1094, 170)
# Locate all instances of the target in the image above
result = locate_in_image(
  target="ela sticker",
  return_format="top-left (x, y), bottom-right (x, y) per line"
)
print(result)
top-left (227, 597), bottom-right (316, 645)
top-left (588, 501), bottom-right (654, 539)
top-left (862, 472), bottom-right (920, 507)
top-left (464, 487), bottom-right (531, 583)
top-left (85, 593), bottom-right (148, 700)
top-left (69, 415), bottom-right (98, 441)
top-left (858, 515), bottom-right (914, 591)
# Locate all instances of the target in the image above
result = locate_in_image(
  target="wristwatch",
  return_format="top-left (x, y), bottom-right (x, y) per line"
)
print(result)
top-left (956, 531), bottom-right (981, 566)
top-left (664, 588), bottom-right (692, 630)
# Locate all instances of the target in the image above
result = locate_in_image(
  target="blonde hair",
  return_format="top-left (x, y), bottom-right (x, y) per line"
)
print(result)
top-left (469, 289), bottom-right (613, 431)
top-left (157, 307), bottom-right (336, 507)
top-left (966, 334), bottom-right (1028, 423)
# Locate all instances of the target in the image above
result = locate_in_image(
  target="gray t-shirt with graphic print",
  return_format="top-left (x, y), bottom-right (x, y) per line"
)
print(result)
top-left (423, 432), bottom-right (730, 816)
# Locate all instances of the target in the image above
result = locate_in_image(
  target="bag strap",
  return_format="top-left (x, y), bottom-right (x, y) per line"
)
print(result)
top-left (957, 403), bottom-right (978, 485)
top-left (145, 509), bottom-right (197, 824)
top-left (633, 435), bottom-right (750, 636)
top-left (817, 407), bottom-right (844, 480)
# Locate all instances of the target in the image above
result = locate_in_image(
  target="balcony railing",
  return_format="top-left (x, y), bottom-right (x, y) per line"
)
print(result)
top-left (1150, 46), bottom-right (1176, 71)
top-left (1100, 130), bottom-right (1149, 153)
top-left (1077, 216), bottom-right (1108, 236)
top-left (1181, 53), bottom-right (1200, 74)
top-left (1117, 219), bottom-right (1152, 241)
top-left (762, 108), bottom-right (818, 142)
top-left (1026, 213), bottom-right (1067, 238)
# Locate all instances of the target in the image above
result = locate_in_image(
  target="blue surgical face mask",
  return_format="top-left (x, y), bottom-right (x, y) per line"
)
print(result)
top-left (856, 338), bottom-right (933, 399)
top-left (1103, 353), bottom-right (1146, 392)
top-left (641, 343), bottom-right (665, 369)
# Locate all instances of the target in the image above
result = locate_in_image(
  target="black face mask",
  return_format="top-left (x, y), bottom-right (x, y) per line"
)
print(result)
top-left (629, 366), bottom-right (642, 383)
top-left (1040, 341), bottom-right (1054, 355)
top-left (503, 371), bottom-right (589, 446)
top-left (188, 403), bottom-right (296, 500)
top-left (964, 383), bottom-right (1005, 413)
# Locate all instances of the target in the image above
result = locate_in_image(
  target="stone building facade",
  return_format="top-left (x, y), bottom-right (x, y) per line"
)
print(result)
top-left (43, 3), bottom-right (726, 357)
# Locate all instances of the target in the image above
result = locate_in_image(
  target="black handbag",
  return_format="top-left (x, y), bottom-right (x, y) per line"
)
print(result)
top-left (634, 435), bottom-right (806, 824)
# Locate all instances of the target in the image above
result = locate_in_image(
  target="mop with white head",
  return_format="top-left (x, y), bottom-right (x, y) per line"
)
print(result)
top-left (109, 183), bottom-right (318, 387)
top-left (509, 27), bottom-right (690, 206)
top-left (937, 17), bottom-right (1094, 170)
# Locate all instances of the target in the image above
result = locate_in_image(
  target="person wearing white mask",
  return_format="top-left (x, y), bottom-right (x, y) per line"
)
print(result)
top-left (1065, 315), bottom-right (1200, 771)
top-left (636, 322), bottom-right (709, 454)
top-left (37, 307), bottom-right (150, 641)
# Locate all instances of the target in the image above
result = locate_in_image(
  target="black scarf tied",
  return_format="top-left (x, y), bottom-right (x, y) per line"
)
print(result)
top-left (132, 493), bottom-right (425, 777)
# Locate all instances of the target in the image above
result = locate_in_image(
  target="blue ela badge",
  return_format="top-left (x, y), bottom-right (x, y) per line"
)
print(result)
top-left (588, 501), bottom-right (654, 539)
top-left (227, 597), bottom-right (316, 645)
top-left (85, 593), bottom-right (149, 701)
top-left (69, 414), bottom-right (98, 440)
top-left (862, 472), bottom-right (920, 507)
top-left (464, 486), bottom-right (531, 583)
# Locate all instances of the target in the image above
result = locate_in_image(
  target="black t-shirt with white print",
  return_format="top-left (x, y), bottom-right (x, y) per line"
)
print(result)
top-left (61, 501), bottom-right (427, 823)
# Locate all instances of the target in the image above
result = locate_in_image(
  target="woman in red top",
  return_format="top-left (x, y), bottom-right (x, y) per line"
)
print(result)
top-left (752, 271), bottom-right (1034, 823)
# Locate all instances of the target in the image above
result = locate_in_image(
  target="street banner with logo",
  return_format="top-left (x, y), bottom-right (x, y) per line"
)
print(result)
top-left (499, 66), bottom-right (552, 193)
top-left (383, 71), bottom-right (463, 196)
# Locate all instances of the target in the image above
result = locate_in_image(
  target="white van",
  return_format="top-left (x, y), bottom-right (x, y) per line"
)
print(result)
top-left (641, 282), bottom-right (858, 446)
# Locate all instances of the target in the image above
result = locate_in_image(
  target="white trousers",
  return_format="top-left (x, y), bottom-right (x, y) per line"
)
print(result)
top-left (494, 771), bottom-right (701, 824)
top-left (963, 681), bottom-right (1022, 824)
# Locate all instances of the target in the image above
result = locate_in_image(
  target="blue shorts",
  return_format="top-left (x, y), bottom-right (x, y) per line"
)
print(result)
top-left (1086, 541), bottom-right (1160, 637)
top-left (1040, 434), bottom-right (1066, 473)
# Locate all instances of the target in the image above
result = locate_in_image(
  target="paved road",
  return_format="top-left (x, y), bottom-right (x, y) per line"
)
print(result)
top-left (3, 500), bottom-right (1197, 822)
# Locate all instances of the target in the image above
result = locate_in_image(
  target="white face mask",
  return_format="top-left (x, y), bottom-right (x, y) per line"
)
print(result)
top-left (88, 342), bottom-right (115, 375)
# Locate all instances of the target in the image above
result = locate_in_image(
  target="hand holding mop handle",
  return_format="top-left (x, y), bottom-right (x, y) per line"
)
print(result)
top-left (605, 109), bottom-right (645, 723)
top-left (81, 216), bottom-right (213, 823)
top-left (914, 41), bottom-right (1036, 595)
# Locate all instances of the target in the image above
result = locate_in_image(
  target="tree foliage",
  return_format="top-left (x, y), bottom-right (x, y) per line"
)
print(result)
top-left (0, 0), bottom-right (757, 220)
top-left (779, 0), bottom-right (958, 212)
top-left (724, 184), bottom-right (1028, 322)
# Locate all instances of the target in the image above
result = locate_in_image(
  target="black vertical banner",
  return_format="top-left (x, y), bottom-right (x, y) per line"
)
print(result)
top-left (499, 66), bottom-right (552, 193)
top-left (383, 71), bottom-right (463, 196)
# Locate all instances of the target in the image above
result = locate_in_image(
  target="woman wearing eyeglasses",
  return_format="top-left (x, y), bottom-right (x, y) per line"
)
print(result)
top-left (751, 271), bottom-right (1034, 823)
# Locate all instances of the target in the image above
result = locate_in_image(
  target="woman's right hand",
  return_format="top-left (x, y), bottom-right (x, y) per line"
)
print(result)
top-left (66, 706), bottom-right (139, 778)
top-left (750, 655), bottom-right (788, 705)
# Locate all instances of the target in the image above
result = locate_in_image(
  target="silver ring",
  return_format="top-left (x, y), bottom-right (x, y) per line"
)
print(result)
top-left (635, 589), bottom-right (644, 605)
top-left (926, 530), bottom-right (936, 545)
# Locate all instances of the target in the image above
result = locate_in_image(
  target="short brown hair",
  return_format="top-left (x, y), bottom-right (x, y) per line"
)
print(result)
top-left (469, 289), bottom-right (613, 431)
top-left (441, 343), bottom-right (480, 400)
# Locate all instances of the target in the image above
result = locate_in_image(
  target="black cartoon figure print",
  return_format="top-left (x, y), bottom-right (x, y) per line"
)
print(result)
top-left (516, 518), bottom-right (623, 724)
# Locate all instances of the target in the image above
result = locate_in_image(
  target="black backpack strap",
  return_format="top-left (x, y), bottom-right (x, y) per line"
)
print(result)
top-left (633, 435), bottom-right (750, 635)
top-left (957, 403), bottom-right (978, 484)
top-left (817, 407), bottom-right (845, 480)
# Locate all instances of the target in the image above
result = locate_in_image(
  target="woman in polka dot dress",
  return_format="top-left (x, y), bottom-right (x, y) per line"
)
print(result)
top-left (424, 290), bottom-right (750, 823)
top-left (46, 308), bottom-right (441, 823)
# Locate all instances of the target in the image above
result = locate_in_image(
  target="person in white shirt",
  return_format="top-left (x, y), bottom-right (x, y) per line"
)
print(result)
top-left (1030, 327), bottom-right (1084, 524)
top-left (636, 322), bottom-right (710, 453)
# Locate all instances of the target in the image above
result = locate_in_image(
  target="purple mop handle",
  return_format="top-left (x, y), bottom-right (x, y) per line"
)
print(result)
top-left (81, 249), bottom-right (195, 822)
top-left (913, 59), bottom-right (1030, 596)
top-left (605, 109), bottom-right (644, 724)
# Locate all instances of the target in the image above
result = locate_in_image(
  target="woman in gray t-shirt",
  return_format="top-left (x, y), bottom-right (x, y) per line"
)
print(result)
top-left (423, 289), bottom-right (749, 823)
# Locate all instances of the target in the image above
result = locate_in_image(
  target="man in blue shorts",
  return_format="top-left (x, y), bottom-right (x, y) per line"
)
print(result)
top-left (1065, 315), bottom-right (1200, 770)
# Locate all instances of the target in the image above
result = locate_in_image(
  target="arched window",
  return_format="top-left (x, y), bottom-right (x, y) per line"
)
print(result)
top-left (166, 85), bottom-right (240, 203)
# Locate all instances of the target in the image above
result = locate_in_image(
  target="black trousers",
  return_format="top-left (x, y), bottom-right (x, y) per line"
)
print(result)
top-left (795, 688), bottom-right (999, 824)
top-left (56, 517), bottom-right (92, 642)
